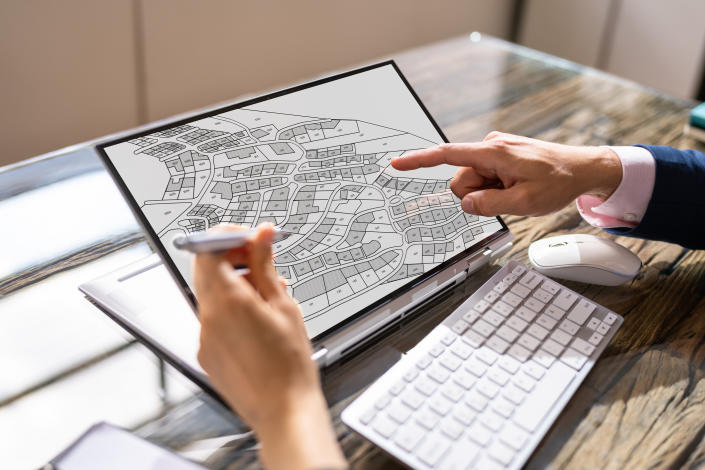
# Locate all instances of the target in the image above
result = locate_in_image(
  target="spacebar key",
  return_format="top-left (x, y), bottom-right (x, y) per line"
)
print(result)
top-left (513, 361), bottom-right (576, 432)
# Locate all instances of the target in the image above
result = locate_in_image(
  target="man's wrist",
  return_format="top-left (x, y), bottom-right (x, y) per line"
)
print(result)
top-left (581, 146), bottom-right (622, 201)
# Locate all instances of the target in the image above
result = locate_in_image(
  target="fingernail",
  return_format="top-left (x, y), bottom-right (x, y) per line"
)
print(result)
top-left (462, 196), bottom-right (474, 213)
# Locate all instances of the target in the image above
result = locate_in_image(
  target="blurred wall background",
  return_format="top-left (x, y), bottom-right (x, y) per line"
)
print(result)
top-left (1, 0), bottom-right (704, 168)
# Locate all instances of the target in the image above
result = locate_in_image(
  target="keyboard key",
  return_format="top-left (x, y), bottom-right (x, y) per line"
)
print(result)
top-left (483, 310), bottom-right (505, 327)
top-left (440, 418), bottom-right (464, 440)
top-left (441, 331), bottom-right (457, 346)
top-left (499, 423), bottom-right (528, 451)
top-left (511, 264), bottom-right (527, 276)
top-left (372, 414), bottom-right (398, 438)
top-left (519, 271), bottom-right (541, 289)
top-left (449, 340), bottom-right (473, 360)
top-left (496, 325), bottom-right (519, 343)
top-left (486, 335), bottom-right (510, 354)
top-left (554, 290), bottom-right (578, 311)
top-left (464, 310), bottom-right (480, 324)
top-left (493, 281), bottom-right (510, 294)
top-left (510, 283), bottom-right (531, 298)
top-left (428, 365), bottom-right (451, 384)
top-left (541, 338), bottom-right (564, 357)
top-left (394, 422), bottom-right (426, 452)
top-left (597, 322), bottom-right (610, 335)
top-left (439, 352), bottom-right (462, 372)
top-left (502, 273), bottom-right (518, 285)
top-left (502, 291), bottom-right (522, 307)
top-left (476, 346), bottom-right (499, 365)
top-left (498, 355), bottom-right (520, 374)
top-left (513, 374), bottom-right (536, 393)
top-left (468, 421), bottom-right (492, 446)
top-left (415, 377), bottom-right (438, 396)
top-left (473, 300), bottom-right (490, 313)
top-left (561, 349), bottom-right (588, 370)
top-left (604, 312), bottom-right (618, 325)
top-left (416, 408), bottom-right (440, 430)
top-left (533, 289), bottom-right (553, 303)
top-left (451, 319), bottom-right (470, 335)
top-left (523, 360), bottom-right (546, 380)
top-left (492, 399), bottom-right (515, 419)
top-left (430, 342), bottom-right (446, 357)
top-left (465, 359), bottom-right (488, 378)
top-left (567, 299), bottom-right (596, 325)
top-left (388, 402), bottom-right (412, 423)
top-left (390, 380), bottom-right (406, 395)
top-left (417, 354), bottom-right (433, 370)
top-left (533, 351), bottom-right (556, 369)
top-left (507, 343), bottom-right (531, 362)
top-left (517, 333), bottom-right (540, 351)
top-left (465, 392), bottom-right (489, 412)
top-left (571, 337), bottom-right (596, 356)
top-left (429, 395), bottom-right (453, 416)
top-left (441, 383), bottom-right (465, 403)
top-left (453, 370), bottom-right (477, 390)
top-left (513, 361), bottom-right (575, 432)
top-left (514, 306), bottom-right (536, 323)
top-left (588, 331), bottom-right (604, 345)
top-left (415, 435), bottom-right (450, 467)
top-left (401, 389), bottom-right (425, 410)
top-left (491, 300), bottom-right (513, 317)
top-left (375, 393), bottom-right (392, 409)
top-left (527, 323), bottom-right (549, 340)
top-left (403, 367), bottom-right (420, 382)
top-left (541, 280), bottom-right (560, 295)
top-left (488, 440), bottom-right (515, 465)
top-left (452, 405), bottom-right (476, 426)
top-left (505, 315), bottom-right (528, 332)
top-left (477, 380), bottom-right (500, 399)
top-left (559, 319), bottom-right (580, 335)
top-left (472, 319), bottom-right (495, 338)
top-left (546, 304), bottom-right (566, 321)
top-left (536, 313), bottom-right (557, 330)
top-left (438, 440), bottom-right (480, 469)
top-left (462, 329), bottom-right (485, 348)
top-left (475, 456), bottom-right (505, 470)
top-left (484, 290), bottom-right (500, 303)
top-left (524, 297), bottom-right (545, 312)
top-left (503, 386), bottom-right (526, 405)
top-left (550, 329), bottom-right (572, 346)
top-left (487, 368), bottom-right (510, 387)
top-left (360, 406), bottom-right (377, 425)
top-left (480, 409), bottom-right (504, 431)
top-left (587, 317), bottom-right (601, 330)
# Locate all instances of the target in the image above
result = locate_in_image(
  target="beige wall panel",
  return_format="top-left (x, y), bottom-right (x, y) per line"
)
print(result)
top-left (519, 0), bottom-right (613, 67)
top-left (0, 1), bottom-right (139, 166)
top-left (605, 0), bottom-right (705, 100)
top-left (140, 0), bottom-right (512, 121)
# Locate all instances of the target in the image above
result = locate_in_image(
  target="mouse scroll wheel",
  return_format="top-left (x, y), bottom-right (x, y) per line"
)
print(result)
top-left (548, 242), bottom-right (568, 247)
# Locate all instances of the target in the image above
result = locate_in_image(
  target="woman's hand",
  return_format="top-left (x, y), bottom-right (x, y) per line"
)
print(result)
top-left (194, 223), bottom-right (346, 470)
top-left (391, 132), bottom-right (622, 217)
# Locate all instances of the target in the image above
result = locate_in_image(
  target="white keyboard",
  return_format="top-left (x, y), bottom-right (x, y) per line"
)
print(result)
top-left (341, 261), bottom-right (623, 470)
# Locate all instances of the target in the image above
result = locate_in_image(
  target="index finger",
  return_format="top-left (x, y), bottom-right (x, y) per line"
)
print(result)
top-left (390, 143), bottom-right (496, 171)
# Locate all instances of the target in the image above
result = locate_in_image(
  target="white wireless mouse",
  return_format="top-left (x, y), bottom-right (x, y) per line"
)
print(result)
top-left (528, 234), bottom-right (641, 286)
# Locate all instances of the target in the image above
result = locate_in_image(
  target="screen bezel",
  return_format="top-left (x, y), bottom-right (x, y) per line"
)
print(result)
top-left (96, 60), bottom-right (510, 342)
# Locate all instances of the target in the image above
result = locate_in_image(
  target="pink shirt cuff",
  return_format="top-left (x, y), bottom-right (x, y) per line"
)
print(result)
top-left (576, 146), bottom-right (655, 229)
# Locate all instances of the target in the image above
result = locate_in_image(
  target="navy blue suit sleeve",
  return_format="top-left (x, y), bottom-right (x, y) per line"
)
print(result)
top-left (604, 145), bottom-right (705, 249)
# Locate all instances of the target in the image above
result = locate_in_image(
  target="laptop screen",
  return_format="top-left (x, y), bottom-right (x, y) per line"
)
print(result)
top-left (98, 62), bottom-right (506, 340)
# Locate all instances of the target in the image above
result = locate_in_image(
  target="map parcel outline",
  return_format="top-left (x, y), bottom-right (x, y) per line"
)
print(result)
top-left (106, 94), bottom-right (501, 339)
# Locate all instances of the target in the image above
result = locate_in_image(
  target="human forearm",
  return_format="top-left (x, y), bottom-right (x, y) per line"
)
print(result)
top-left (257, 390), bottom-right (346, 470)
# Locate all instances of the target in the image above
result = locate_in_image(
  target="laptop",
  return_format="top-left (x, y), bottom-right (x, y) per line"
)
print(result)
top-left (81, 61), bottom-right (513, 398)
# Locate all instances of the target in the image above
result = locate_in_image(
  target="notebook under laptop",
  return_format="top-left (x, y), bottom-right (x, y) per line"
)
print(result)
top-left (81, 61), bottom-right (512, 396)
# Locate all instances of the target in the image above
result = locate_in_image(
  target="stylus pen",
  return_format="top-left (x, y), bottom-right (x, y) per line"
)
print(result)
top-left (173, 228), bottom-right (292, 253)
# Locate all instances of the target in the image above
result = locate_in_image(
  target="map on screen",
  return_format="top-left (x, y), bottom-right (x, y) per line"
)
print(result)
top-left (101, 64), bottom-right (503, 338)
